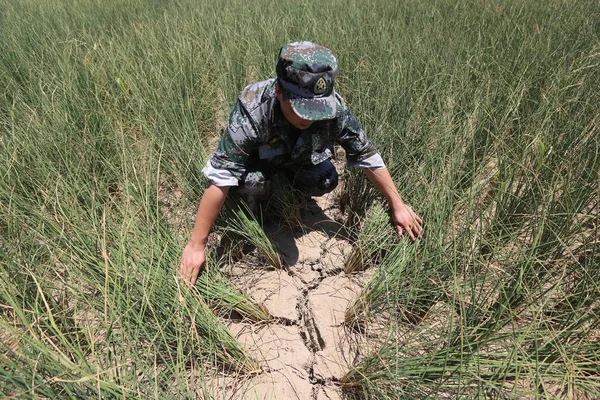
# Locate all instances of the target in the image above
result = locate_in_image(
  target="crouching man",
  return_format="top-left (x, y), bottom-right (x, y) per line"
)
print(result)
top-left (180, 41), bottom-right (422, 285)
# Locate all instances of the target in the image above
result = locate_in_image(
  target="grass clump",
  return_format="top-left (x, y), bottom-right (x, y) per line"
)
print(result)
top-left (339, 169), bottom-right (381, 231)
top-left (344, 202), bottom-right (398, 274)
top-left (194, 253), bottom-right (271, 322)
top-left (222, 205), bottom-right (285, 270)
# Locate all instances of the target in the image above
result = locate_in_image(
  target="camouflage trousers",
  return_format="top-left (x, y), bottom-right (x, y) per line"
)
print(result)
top-left (231, 159), bottom-right (339, 206)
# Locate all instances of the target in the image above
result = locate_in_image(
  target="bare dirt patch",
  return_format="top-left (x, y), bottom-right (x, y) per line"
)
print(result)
top-left (213, 187), bottom-right (376, 399)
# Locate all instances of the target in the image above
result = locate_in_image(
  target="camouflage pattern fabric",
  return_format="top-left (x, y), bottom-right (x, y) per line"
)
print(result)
top-left (205, 78), bottom-right (383, 189)
top-left (285, 159), bottom-right (339, 196)
top-left (229, 169), bottom-right (272, 212)
top-left (230, 160), bottom-right (338, 216)
top-left (276, 41), bottom-right (338, 120)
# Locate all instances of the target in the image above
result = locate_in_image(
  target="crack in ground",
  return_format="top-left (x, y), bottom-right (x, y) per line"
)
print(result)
top-left (279, 232), bottom-right (355, 399)
top-left (272, 316), bottom-right (298, 326)
top-left (297, 289), bottom-right (326, 353)
top-left (291, 262), bottom-right (336, 397)
top-left (220, 193), bottom-right (359, 398)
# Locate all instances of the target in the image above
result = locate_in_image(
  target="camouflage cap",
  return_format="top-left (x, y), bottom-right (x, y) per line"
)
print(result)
top-left (276, 41), bottom-right (338, 121)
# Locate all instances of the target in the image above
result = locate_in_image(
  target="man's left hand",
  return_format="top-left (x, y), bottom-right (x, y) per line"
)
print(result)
top-left (392, 204), bottom-right (423, 241)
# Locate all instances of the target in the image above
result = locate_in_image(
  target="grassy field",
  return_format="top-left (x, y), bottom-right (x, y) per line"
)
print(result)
top-left (1, 0), bottom-right (599, 398)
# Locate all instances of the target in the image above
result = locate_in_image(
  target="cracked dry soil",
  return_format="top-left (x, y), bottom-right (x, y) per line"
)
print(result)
top-left (209, 190), bottom-right (377, 400)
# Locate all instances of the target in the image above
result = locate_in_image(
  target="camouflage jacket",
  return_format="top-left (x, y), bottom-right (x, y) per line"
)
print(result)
top-left (203, 79), bottom-right (384, 186)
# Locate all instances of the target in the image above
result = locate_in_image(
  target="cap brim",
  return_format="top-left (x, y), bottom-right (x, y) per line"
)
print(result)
top-left (289, 93), bottom-right (337, 121)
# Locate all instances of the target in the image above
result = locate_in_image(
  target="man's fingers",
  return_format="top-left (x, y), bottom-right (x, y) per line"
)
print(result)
top-left (407, 226), bottom-right (416, 241)
top-left (412, 223), bottom-right (422, 238)
top-left (179, 263), bottom-right (193, 286)
top-left (190, 267), bottom-right (200, 287)
top-left (393, 206), bottom-right (423, 240)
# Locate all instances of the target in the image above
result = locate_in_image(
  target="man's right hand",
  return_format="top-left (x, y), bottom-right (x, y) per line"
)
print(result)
top-left (179, 242), bottom-right (206, 286)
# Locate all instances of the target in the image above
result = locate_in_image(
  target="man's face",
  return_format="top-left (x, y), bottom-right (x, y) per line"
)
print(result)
top-left (275, 85), bottom-right (314, 130)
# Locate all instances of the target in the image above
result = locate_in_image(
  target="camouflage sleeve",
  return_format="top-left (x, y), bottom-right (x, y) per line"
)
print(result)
top-left (202, 101), bottom-right (258, 186)
top-left (335, 106), bottom-right (385, 169)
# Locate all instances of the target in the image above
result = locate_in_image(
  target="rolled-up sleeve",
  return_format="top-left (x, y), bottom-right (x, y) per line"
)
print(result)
top-left (348, 153), bottom-right (385, 169)
top-left (202, 101), bottom-right (258, 186)
top-left (202, 160), bottom-right (239, 186)
top-left (335, 106), bottom-right (386, 170)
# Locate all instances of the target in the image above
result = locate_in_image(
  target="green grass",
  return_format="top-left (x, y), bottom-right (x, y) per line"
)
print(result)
top-left (343, 202), bottom-right (398, 274)
top-left (340, 0), bottom-right (600, 395)
top-left (195, 256), bottom-right (271, 322)
top-left (222, 205), bottom-right (286, 269)
top-left (1, 0), bottom-right (599, 398)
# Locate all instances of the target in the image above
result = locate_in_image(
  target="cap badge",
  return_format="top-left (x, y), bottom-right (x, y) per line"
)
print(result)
top-left (314, 77), bottom-right (327, 95)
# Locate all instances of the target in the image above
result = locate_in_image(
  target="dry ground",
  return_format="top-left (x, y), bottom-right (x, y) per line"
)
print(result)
top-left (209, 182), bottom-right (380, 400)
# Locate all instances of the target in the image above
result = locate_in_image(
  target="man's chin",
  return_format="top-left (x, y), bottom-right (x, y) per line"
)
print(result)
top-left (295, 122), bottom-right (313, 130)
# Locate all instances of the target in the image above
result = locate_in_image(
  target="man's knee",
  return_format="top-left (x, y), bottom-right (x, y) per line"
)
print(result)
top-left (289, 160), bottom-right (338, 197)
top-left (312, 168), bottom-right (338, 196)
top-left (231, 170), bottom-right (272, 203)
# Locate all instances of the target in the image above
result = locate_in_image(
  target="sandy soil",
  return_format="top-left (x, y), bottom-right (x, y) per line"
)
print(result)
top-left (210, 188), bottom-right (377, 400)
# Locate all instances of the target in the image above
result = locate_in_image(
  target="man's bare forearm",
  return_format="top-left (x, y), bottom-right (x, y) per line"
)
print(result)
top-left (362, 166), bottom-right (423, 240)
top-left (362, 167), bottom-right (404, 210)
top-left (188, 184), bottom-right (230, 248)
top-left (179, 184), bottom-right (229, 285)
